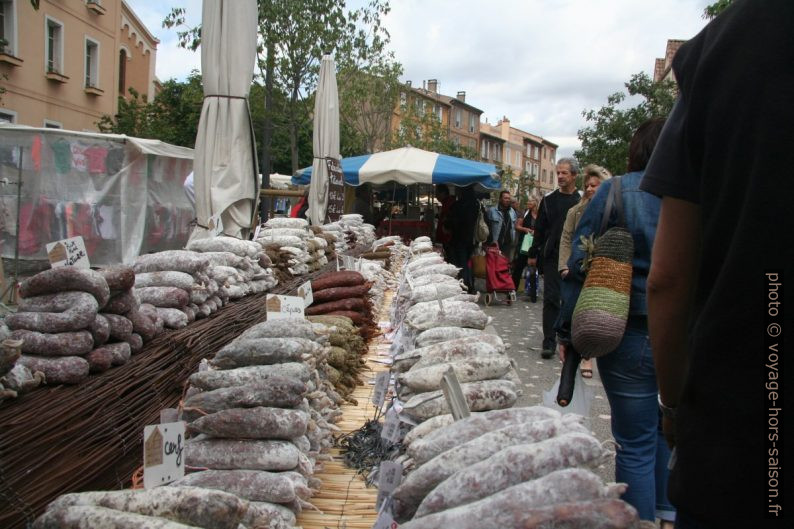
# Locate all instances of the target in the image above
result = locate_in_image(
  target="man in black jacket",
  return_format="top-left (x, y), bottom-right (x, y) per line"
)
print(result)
top-left (447, 185), bottom-right (479, 293)
top-left (528, 158), bottom-right (580, 358)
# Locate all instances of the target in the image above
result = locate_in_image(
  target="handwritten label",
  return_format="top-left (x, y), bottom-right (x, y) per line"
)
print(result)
top-left (372, 497), bottom-right (399, 529)
top-left (376, 461), bottom-right (403, 511)
top-left (266, 294), bottom-right (305, 320)
top-left (296, 280), bottom-right (313, 308)
top-left (372, 371), bottom-right (390, 407)
top-left (143, 421), bottom-right (185, 488)
top-left (325, 158), bottom-right (344, 223)
top-left (381, 407), bottom-right (402, 443)
top-left (46, 236), bottom-right (90, 269)
top-left (207, 212), bottom-right (224, 237)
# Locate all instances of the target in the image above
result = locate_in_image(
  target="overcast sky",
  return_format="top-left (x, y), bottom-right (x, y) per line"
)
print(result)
top-left (126, 0), bottom-right (713, 158)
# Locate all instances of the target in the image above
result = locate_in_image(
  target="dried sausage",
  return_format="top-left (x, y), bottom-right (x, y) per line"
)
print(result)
top-left (99, 266), bottom-right (136, 292)
top-left (19, 268), bottom-right (110, 307)
top-left (89, 314), bottom-right (111, 346)
top-left (103, 314), bottom-right (133, 341)
top-left (136, 286), bottom-right (190, 309)
top-left (133, 250), bottom-right (209, 274)
top-left (17, 355), bottom-right (89, 384)
top-left (7, 293), bottom-right (98, 333)
top-left (310, 271), bottom-right (365, 291)
top-left (188, 407), bottom-right (309, 439)
top-left (102, 289), bottom-right (140, 315)
top-left (135, 271), bottom-right (195, 290)
top-left (10, 329), bottom-right (94, 356)
top-left (185, 439), bottom-right (302, 471)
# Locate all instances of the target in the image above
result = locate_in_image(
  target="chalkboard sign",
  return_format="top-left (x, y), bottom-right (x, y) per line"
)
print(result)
top-left (326, 157), bottom-right (344, 223)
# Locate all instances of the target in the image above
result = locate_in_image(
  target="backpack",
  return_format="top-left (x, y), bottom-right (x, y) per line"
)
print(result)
top-left (473, 200), bottom-right (490, 244)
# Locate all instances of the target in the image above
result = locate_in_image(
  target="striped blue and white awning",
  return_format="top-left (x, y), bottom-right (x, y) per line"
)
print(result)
top-left (292, 146), bottom-right (502, 189)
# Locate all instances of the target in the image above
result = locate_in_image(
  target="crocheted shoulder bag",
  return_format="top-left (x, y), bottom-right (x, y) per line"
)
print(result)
top-left (571, 177), bottom-right (633, 358)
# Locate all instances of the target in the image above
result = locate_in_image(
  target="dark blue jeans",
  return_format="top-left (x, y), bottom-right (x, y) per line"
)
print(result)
top-left (596, 320), bottom-right (675, 522)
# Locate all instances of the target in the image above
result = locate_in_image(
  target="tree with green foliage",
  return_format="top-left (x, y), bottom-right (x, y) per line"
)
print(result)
top-left (575, 72), bottom-right (676, 176)
top-left (163, 0), bottom-right (400, 174)
top-left (97, 72), bottom-right (204, 148)
top-left (704, 0), bottom-right (733, 19)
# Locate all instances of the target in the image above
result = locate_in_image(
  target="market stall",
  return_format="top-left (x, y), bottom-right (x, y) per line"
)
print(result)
top-left (0, 125), bottom-right (194, 269)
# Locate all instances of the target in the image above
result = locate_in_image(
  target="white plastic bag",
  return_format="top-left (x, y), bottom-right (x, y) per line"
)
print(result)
top-left (542, 371), bottom-right (594, 417)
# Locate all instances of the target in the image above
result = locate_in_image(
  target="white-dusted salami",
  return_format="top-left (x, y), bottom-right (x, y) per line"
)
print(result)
top-left (188, 363), bottom-right (311, 390)
top-left (10, 330), bottom-right (94, 357)
top-left (415, 432), bottom-right (608, 516)
top-left (102, 290), bottom-right (140, 315)
top-left (99, 266), bottom-right (136, 292)
top-left (414, 327), bottom-right (484, 348)
top-left (156, 308), bottom-right (189, 329)
top-left (188, 406), bottom-right (309, 440)
top-left (399, 469), bottom-right (628, 529)
top-left (17, 355), bottom-right (89, 385)
top-left (127, 309), bottom-right (156, 342)
top-left (401, 379), bottom-right (517, 421)
top-left (103, 314), bottom-right (133, 341)
top-left (133, 250), bottom-right (209, 275)
top-left (7, 292), bottom-right (98, 333)
top-left (135, 287), bottom-right (189, 309)
top-left (171, 470), bottom-right (304, 505)
top-left (185, 439), bottom-right (302, 471)
top-left (210, 338), bottom-right (320, 369)
top-left (134, 271), bottom-right (196, 290)
top-left (181, 378), bottom-right (306, 421)
top-left (44, 486), bottom-right (249, 529)
top-left (398, 356), bottom-right (512, 392)
top-left (19, 268), bottom-right (110, 307)
top-left (32, 505), bottom-right (195, 529)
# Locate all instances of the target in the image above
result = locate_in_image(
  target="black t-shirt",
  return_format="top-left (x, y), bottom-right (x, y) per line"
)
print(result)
top-left (640, 0), bottom-right (792, 523)
top-left (448, 195), bottom-right (478, 249)
top-left (529, 190), bottom-right (579, 260)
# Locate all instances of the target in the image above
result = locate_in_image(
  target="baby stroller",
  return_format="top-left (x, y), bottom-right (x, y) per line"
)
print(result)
top-left (483, 243), bottom-right (516, 305)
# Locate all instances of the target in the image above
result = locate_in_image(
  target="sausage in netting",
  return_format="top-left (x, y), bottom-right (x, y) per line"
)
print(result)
top-left (89, 314), bottom-right (111, 346)
top-left (99, 266), bottom-right (136, 292)
top-left (17, 355), bottom-right (89, 384)
top-left (210, 338), bottom-right (320, 370)
top-left (44, 486), bottom-right (249, 529)
top-left (19, 267), bottom-right (110, 307)
top-left (171, 470), bottom-right (302, 506)
top-left (397, 470), bottom-right (629, 529)
top-left (188, 407), bottom-right (309, 440)
top-left (134, 271), bottom-right (196, 290)
top-left (135, 286), bottom-right (190, 309)
top-left (133, 250), bottom-right (210, 275)
top-left (414, 432), bottom-right (608, 517)
top-left (103, 314), bottom-right (133, 341)
top-left (188, 363), bottom-right (311, 391)
top-left (185, 439), bottom-right (302, 471)
top-left (310, 271), bottom-right (365, 291)
top-left (311, 283), bottom-right (371, 304)
top-left (127, 309), bottom-right (157, 342)
top-left (181, 377), bottom-right (306, 422)
top-left (101, 289), bottom-right (140, 315)
top-left (32, 505), bottom-right (197, 529)
top-left (10, 329), bottom-right (94, 356)
top-left (305, 297), bottom-right (368, 315)
top-left (7, 293), bottom-right (98, 333)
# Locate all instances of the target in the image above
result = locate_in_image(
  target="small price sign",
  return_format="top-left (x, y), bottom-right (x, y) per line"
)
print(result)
top-left (143, 421), bottom-right (185, 488)
top-left (380, 407), bottom-right (402, 444)
top-left (325, 158), bottom-right (344, 223)
top-left (371, 371), bottom-right (390, 407)
top-left (266, 294), bottom-right (305, 320)
top-left (46, 236), bottom-right (90, 269)
top-left (297, 280), bottom-right (313, 308)
top-left (375, 460), bottom-right (403, 511)
top-left (207, 212), bottom-right (224, 237)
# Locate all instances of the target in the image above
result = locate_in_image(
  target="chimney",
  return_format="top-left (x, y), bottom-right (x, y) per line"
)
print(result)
top-left (457, 91), bottom-right (466, 102)
top-left (422, 80), bottom-right (426, 90)
top-left (427, 79), bottom-right (438, 93)
top-left (406, 80), bottom-right (412, 87)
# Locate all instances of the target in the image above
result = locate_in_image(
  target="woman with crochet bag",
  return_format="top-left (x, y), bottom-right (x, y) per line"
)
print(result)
top-left (557, 118), bottom-right (675, 528)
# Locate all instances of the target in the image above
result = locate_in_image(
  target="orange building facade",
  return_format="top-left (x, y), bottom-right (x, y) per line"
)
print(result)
top-left (0, 0), bottom-right (157, 131)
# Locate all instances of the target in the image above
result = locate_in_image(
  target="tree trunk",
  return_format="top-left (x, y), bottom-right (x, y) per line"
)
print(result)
top-left (289, 79), bottom-right (300, 174)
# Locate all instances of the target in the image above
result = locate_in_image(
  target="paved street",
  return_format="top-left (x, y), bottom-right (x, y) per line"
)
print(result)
top-left (477, 281), bottom-right (617, 485)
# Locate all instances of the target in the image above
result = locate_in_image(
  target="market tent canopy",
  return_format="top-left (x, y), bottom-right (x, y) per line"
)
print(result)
top-left (292, 146), bottom-right (502, 189)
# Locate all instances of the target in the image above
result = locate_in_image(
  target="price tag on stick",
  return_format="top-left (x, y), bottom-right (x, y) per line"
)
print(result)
top-left (375, 461), bottom-right (403, 511)
top-left (142, 421), bottom-right (185, 488)
top-left (380, 407), bottom-right (402, 444)
top-left (371, 371), bottom-right (390, 407)
top-left (297, 280), bottom-right (313, 308)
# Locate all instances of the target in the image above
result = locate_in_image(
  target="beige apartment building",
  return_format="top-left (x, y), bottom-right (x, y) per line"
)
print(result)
top-left (479, 116), bottom-right (558, 197)
top-left (391, 79), bottom-right (483, 154)
top-left (0, 0), bottom-right (158, 131)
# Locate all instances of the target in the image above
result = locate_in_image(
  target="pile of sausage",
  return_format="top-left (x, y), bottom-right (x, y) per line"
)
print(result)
top-left (305, 271), bottom-right (372, 325)
top-left (306, 314), bottom-right (368, 402)
top-left (4, 267), bottom-right (158, 385)
top-left (321, 214), bottom-right (376, 253)
top-left (388, 407), bottom-right (641, 528)
top-left (255, 218), bottom-right (332, 277)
